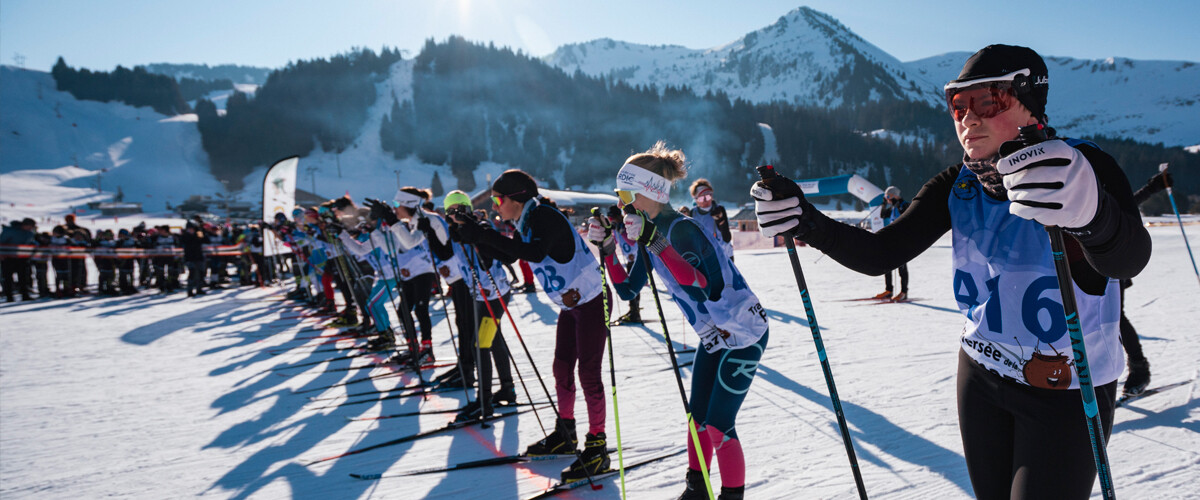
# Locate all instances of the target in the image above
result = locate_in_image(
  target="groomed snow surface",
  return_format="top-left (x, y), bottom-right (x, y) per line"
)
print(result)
top-left (1, 227), bottom-right (1196, 499)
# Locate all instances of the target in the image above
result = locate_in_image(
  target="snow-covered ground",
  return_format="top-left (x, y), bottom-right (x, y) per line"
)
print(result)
top-left (1, 226), bottom-right (1196, 499)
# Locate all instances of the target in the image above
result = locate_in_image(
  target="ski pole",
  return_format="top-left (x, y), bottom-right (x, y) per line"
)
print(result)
top-left (591, 208), bottom-right (626, 498)
top-left (1004, 125), bottom-right (1115, 500)
top-left (417, 220), bottom-right (475, 407)
top-left (378, 227), bottom-right (428, 388)
top-left (757, 165), bottom-right (868, 499)
top-left (641, 250), bottom-right (716, 500)
top-left (472, 254), bottom-right (554, 436)
top-left (1159, 163), bottom-right (1199, 289)
top-left (470, 246), bottom-right (601, 489)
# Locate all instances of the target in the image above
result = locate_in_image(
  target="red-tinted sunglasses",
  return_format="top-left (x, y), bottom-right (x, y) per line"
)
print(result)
top-left (944, 69), bottom-right (1029, 122)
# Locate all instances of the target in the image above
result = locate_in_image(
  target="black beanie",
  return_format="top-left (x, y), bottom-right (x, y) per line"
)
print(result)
top-left (950, 44), bottom-right (1049, 123)
top-left (491, 169), bottom-right (538, 203)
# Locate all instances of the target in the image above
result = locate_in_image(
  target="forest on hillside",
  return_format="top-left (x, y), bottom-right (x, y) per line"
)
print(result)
top-left (151, 38), bottom-right (1196, 208)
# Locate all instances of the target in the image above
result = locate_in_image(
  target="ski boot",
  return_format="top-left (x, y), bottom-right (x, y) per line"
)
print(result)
top-left (328, 311), bottom-right (359, 328)
top-left (416, 340), bottom-right (435, 367)
top-left (718, 485), bottom-right (745, 500)
top-left (677, 469), bottom-right (709, 500)
top-left (892, 291), bottom-right (907, 302)
top-left (525, 418), bottom-right (577, 456)
top-left (493, 385), bottom-right (517, 406)
top-left (454, 400), bottom-right (491, 423)
top-left (519, 283), bottom-right (536, 294)
top-left (616, 308), bottom-right (642, 325)
top-left (561, 432), bottom-right (610, 482)
top-left (365, 334), bottom-right (395, 351)
top-left (872, 290), bottom-right (893, 300)
top-left (1123, 358), bottom-right (1151, 396)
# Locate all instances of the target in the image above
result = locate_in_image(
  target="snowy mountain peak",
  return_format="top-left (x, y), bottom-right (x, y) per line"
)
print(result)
top-left (545, 7), bottom-right (939, 109)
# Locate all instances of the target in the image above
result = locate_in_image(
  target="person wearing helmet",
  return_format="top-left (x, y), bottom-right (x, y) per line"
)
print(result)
top-left (752, 45), bottom-right (1150, 499)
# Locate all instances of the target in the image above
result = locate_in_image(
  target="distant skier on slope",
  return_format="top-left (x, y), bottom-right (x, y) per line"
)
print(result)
top-left (1118, 170), bottom-right (1173, 396)
top-left (453, 169), bottom-right (611, 483)
top-left (871, 186), bottom-right (912, 302)
top-left (599, 143), bottom-right (769, 500)
top-left (752, 45), bottom-right (1149, 499)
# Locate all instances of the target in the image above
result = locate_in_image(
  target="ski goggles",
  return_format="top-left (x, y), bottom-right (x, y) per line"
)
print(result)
top-left (943, 69), bottom-right (1028, 121)
top-left (615, 190), bottom-right (636, 205)
top-left (693, 193), bottom-right (713, 204)
top-left (491, 190), bottom-right (525, 206)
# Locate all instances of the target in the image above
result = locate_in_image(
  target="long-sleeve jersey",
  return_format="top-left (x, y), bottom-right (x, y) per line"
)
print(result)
top-left (474, 200), bottom-right (602, 309)
top-left (795, 139), bottom-right (1149, 389)
top-left (609, 210), bottom-right (767, 352)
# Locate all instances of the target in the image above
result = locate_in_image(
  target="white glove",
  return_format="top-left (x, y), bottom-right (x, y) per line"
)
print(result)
top-left (750, 184), bottom-right (805, 238)
top-left (623, 212), bottom-right (645, 243)
top-left (586, 216), bottom-right (615, 255)
top-left (998, 140), bottom-right (1100, 229)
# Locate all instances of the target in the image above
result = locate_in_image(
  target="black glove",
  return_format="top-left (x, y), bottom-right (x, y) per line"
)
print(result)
top-left (455, 219), bottom-right (488, 245)
top-left (416, 215), bottom-right (433, 235)
top-left (1149, 171), bottom-right (1173, 190)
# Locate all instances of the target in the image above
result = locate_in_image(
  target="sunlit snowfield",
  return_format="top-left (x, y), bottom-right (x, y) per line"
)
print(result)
top-left (2, 226), bottom-right (1196, 499)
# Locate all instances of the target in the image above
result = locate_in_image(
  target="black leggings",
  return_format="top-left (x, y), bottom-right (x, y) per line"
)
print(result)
top-left (401, 273), bottom-right (435, 342)
top-left (1118, 283), bottom-right (1145, 362)
top-left (957, 349), bottom-right (1116, 500)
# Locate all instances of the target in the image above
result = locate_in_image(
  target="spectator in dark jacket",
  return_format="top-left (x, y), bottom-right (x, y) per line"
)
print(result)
top-left (180, 221), bottom-right (209, 297)
top-left (1, 219), bottom-right (37, 301)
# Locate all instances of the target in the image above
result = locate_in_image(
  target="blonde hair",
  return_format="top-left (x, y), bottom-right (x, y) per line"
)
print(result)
top-left (689, 178), bottom-right (713, 197)
top-left (625, 141), bottom-right (687, 183)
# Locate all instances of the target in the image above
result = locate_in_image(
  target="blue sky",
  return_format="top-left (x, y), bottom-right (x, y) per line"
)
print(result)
top-left (2, 0), bottom-right (1196, 71)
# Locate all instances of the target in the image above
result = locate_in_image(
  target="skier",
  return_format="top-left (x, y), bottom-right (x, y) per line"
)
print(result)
top-left (872, 186), bottom-right (912, 301)
top-left (687, 179), bottom-right (734, 261)
top-left (381, 188), bottom-right (439, 365)
top-left (609, 204), bottom-right (643, 325)
top-left (1118, 170), bottom-right (1173, 395)
top-left (336, 214), bottom-right (402, 350)
top-left (597, 143), bottom-right (768, 500)
top-left (752, 45), bottom-right (1150, 499)
top-left (430, 192), bottom-right (518, 420)
top-left (453, 169), bottom-right (611, 482)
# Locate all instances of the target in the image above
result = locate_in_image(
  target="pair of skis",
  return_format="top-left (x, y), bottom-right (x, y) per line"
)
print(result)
top-left (1116, 377), bottom-right (1196, 408)
top-left (350, 447), bottom-right (685, 500)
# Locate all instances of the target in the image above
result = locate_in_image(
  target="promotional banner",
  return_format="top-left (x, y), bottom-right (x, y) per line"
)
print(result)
top-left (263, 156), bottom-right (299, 222)
top-left (796, 174), bottom-right (885, 207)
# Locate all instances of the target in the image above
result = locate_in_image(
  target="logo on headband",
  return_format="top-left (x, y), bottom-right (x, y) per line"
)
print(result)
top-left (640, 177), bottom-right (668, 198)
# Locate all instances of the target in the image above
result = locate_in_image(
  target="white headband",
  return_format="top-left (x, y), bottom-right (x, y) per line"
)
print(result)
top-left (392, 190), bottom-right (422, 209)
top-left (615, 163), bottom-right (671, 204)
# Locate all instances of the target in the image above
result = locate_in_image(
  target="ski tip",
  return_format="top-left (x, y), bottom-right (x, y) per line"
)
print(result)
top-left (349, 473), bottom-right (381, 480)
